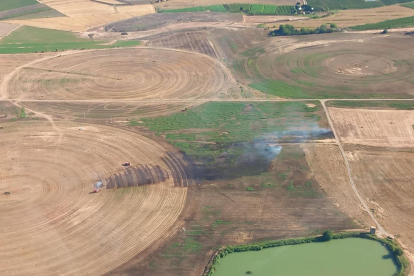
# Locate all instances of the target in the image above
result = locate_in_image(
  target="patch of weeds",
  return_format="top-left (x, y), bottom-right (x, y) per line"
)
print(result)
top-left (182, 237), bottom-right (203, 253)
top-left (261, 182), bottom-right (276, 188)
top-left (287, 184), bottom-right (295, 191)
top-left (128, 119), bottom-right (139, 126)
top-left (305, 180), bottom-right (313, 187)
top-left (278, 172), bottom-right (289, 180)
top-left (246, 187), bottom-right (254, 191)
top-left (149, 261), bottom-right (156, 268)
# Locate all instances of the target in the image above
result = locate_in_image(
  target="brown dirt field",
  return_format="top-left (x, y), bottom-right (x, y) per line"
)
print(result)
top-left (302, 144), bottom-right (373, 228)
top-left (0, 120), bottom-right (188, 276)
top-left (105, 145), bottom-right (358, 276)
top-left (155, 0), bottom-right (294, 10)
top-left (20, 101), bottom-right (199, 121)
top-left (244, 15), bottom-right (308, 24)
top-left (329, 107), bottom-right (414, 147)
top-left (4, 48), bottom-right (234, 101)
top-left (0, 53), bottom-right (55, 91)
top-left (277, 5), bottom-right (414, 29)
top-left (0, 23), bottom-right (20, 39)
top-left (148, 31), bottom-right (218, 58)
top-left (344, 146), bottom-right (414, 263)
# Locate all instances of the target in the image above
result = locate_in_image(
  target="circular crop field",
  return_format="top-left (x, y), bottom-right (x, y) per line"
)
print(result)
top-left (0, 121), bottom-right (188, 276)
top-left (243, 36), bottom-right (414, 98)
top-left (5, 48), bottom-right (232, 100)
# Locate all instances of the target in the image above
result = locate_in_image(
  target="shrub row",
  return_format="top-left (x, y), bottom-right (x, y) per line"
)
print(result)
top-left (203, 232), bottom-right (408, 276)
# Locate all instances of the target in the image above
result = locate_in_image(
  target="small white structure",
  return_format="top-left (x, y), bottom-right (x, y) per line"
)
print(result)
top-left (370, 226), bottom-right (376, 234)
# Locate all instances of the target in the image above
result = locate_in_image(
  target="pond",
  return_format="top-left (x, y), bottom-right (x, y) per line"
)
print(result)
top-left (213, 238), bottom-right (398, 276)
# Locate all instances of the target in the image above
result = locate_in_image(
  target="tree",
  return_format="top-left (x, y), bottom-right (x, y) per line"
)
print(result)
top-left (393, 247), bottom-right (403, 256)
top-left (318, 24), bottom-right (328, 33)
top-left (322, 230), bottom-right (333, 241)
top-left (382, 28), bottom-right (388, 34)
top-left (330, 23), bottom-right (337, 29)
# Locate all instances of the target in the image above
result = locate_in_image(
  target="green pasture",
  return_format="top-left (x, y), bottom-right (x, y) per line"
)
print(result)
top-left (0, 26), bottom-right (141, 54)
top-left (350, 15), bottom-right (414, 30)
top-left (0, 0), bottom-right (38, 12)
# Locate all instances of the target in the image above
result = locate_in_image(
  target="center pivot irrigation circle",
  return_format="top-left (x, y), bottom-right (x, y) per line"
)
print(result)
top-left (0, 122), bottom-right (188, 276)
top-left (6, 48), bottom-right (231, 100)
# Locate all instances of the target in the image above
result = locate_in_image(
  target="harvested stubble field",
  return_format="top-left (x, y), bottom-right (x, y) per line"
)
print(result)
top-left (4, 47), bottom-right (234, 100)
top-left (328, 107), bottom-right (414, 147)
top-left (344, 146), bottom-right (414, 256)
top-left (148, 31), bottom-right (218, 58)
top-left (211, 30), bottom-right (414, 98)
top-left (0, 120), bottom-right (189, 276)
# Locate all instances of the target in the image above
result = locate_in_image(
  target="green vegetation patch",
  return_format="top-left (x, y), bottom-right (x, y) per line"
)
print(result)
top-left (160, 6), bottom-right (206, 13)
top-left (308, 0), bottom-right (383, 10)
top-left (141, 102), bottom-right (327, 180)
top-left (327, 100), bottom-right (414, 109)
top-left (0, 0), bottom-right (38, 12)
top-left (401, 1), bottom-right (414, 8)
top-left (250, 80), bottom-right (309, 98)
top-left (350, 16), bottom-right (414, 30)
top-left (160, 3), bottom-right (293, 15)
top-left (205, 4), bottom-right (227, 12)
top-left (0, 26), bottom-right (141, 54)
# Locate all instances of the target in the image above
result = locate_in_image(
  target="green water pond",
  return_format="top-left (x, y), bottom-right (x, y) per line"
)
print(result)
top-left (213, 238), bottom-right (398, 276)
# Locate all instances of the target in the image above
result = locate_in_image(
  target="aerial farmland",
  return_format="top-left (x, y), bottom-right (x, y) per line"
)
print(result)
top-left (0, 0), bottom-right (413, 275)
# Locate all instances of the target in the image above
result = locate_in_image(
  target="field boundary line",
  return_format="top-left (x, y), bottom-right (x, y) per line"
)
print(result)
top-left (321, 99), bottom-right (389, 237)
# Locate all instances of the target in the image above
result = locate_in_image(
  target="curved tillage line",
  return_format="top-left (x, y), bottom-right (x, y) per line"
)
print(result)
top-left (6, 48), bottom-right (231, 102)
top-left (0, 121), bottom-right (188, 276)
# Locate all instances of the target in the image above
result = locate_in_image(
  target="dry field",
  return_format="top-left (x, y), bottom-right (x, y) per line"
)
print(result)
top-left (4, 48), bottom-right (234, 101)
top-left (0, 120), bottom-right (188, 276)
top-left (148, 31), bottom-right (218, 58)
top-left (277, 5), bottom-right (414, 29)
top-left (329, 107), bottom-right (414, 147)
top-left (4, 0), bottom-right (155, 31)
top-left (106, 145), bottom-right (357, 276)
top-left (213, 31), bottom-right (414, 98)
top-left (346, 147), bottom-right (414, 261)
top-left (0, 23), bottom-right (20, 39)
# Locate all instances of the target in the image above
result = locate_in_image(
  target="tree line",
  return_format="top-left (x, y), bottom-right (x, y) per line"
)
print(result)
top-left (269, 23), bottom-right (338, 36)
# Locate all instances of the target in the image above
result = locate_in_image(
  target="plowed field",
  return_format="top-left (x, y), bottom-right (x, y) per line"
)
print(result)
top-left (0, 120), bottom-right (188, 276)
top-left (5, 48), bottom-right (233, 100)
top-left (329, 107), bottom-right (414, 147)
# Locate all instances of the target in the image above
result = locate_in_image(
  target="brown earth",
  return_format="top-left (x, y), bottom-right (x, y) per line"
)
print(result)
top-left (345, 146), bottom-right (414, 265)
top-left (148, 31), bottom-right (218, 58)
top-left (105, 145), bottom-right (358, 276)
top-left (0, 23), bottom-right (20, 39)
top-left (4, 47), bottom-right (235, 101)
top-left (0, 120), bottom-right (188, 276)
top-left (329, 107), bottom-right (414, 147)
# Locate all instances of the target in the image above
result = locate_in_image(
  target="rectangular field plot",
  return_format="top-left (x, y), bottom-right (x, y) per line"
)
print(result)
top-left (329, 107), bottom-right (414, 147)
top-left (346, 147), bottom-right (414, 255)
